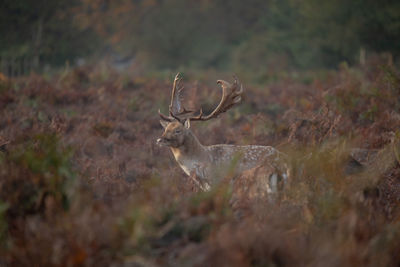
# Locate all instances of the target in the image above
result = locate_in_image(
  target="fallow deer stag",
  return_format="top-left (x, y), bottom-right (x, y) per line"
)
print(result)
top-left (157, 73), bottom-right (288, 191)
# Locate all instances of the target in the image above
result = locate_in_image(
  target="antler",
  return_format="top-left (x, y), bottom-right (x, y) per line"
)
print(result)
top-left (159, 74), bottom-right (244, 123)
top-left (189, 76), bottom-right (243, 121)
top-left (158, 73), bottom-right (194, 122)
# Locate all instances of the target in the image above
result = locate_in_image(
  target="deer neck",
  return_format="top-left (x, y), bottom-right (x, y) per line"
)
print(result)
top-left (170, 131), bottom-right (206, 161)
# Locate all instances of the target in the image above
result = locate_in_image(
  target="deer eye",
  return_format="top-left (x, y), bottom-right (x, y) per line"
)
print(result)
top-left (175, 130), bottom-right (181, 134)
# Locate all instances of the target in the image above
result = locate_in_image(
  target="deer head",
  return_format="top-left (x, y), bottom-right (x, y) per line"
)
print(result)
top-left (157, 120), bottom-right (191, 148)
top-left (156, 73), bottom-right (243, 148)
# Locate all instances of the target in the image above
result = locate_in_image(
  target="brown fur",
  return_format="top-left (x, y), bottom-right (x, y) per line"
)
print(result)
top-left (157, 121), bottom-right (288, 190)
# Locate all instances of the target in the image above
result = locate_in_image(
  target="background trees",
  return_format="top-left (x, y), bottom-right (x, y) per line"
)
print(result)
top-left (1, 0), bottom-right (399, 71)
top-left (0, 0), bottom-right (97, 66)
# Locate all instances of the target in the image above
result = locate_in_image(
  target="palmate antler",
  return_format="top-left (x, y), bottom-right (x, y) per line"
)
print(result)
top-left (189, 76), bottom-right (243, 121)
top-left (158, 73), bottom-right (195, 122)
top-left (159, 73), bottom-right (244, 123)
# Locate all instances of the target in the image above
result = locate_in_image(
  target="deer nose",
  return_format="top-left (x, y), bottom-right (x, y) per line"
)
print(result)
top-left (157, 137), bottom-right (170, 146)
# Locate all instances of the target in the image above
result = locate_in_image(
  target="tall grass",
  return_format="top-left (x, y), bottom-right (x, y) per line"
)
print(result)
top-left (0, 58), bottom-right (399, 266)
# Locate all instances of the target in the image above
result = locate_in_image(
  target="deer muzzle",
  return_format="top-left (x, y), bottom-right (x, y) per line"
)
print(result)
top-left (156, 137), bottom-right (170, 146)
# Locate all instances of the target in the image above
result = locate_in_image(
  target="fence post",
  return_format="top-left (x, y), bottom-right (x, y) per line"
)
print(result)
top-left (0, 56), bottom-right (34, 77)
top-left (11, 57), bottom-right (16, 77)
top-left (0, 56), bottom-right (3, 75)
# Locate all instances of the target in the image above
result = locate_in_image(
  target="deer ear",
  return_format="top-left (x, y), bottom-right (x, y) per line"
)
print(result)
top-left (160, 120), bottom-right (169, 129)
top-left (184, 119), bottom-right (191, 129)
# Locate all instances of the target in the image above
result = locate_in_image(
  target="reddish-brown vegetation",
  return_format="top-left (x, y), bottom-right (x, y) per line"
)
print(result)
top-left (0, 59), bottom-right (399, 266)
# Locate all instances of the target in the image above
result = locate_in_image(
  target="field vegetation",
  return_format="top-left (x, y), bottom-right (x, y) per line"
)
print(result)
top-left (1, 1), bottom-right (400, 265)
top-left (1, 56), bottom-right (400, 266)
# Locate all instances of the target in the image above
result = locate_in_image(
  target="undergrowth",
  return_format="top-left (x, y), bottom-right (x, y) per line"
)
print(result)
top-left (0, 58), bottom-right (400, 266)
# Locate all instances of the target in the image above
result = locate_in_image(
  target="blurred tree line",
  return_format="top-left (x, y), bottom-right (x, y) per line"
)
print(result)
top-left (0, 0), bottom-right (98, 66)
top-left (1, 0), bottom-right (399, 71)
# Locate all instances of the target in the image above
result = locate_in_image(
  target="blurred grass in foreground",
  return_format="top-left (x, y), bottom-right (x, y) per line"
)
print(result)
top-left (0, 58), bottom-right (399, 266)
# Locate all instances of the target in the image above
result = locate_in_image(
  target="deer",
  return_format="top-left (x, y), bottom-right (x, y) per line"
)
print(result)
top-left (157, 73), bottom-right (288, 192)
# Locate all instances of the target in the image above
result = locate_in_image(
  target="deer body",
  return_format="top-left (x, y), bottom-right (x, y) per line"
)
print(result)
top-left (157, 74), bottom-right (288, 191)
top-left (174, 140), bottom-right (280, 177)
top-left (158, 120), bottom-right (287, 191)
top-left (176, 143), bottom-right (284, 181)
